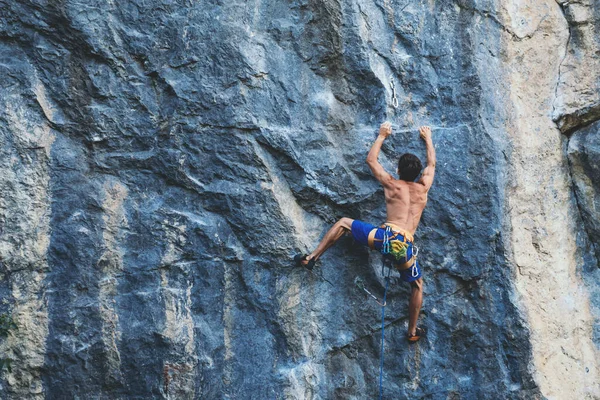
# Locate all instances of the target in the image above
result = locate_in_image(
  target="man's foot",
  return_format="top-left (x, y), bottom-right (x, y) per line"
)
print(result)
top-left (407, 327), bottom-right (426, 344)
top-left (294, 254), bottom-right (316, 271)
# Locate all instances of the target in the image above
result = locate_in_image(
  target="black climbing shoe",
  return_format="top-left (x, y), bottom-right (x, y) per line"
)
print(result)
top-left (407, 327), bottom-right (426, 344)
top-left (294, 254), bottom-right (316, 271)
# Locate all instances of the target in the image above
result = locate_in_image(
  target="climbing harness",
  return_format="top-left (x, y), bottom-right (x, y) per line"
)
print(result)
top-left (367, 223), bottom-right (419, 277)
top-left (390, 76), bottom-right (399, 109)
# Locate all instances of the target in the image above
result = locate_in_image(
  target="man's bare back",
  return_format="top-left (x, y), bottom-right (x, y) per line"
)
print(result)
top-left (383, 180), bottom-right (428, 235)
top-left (367, 123), bottom-right (436, 236)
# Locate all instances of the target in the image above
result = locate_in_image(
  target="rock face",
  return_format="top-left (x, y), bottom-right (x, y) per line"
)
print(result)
top-left (569, 121), bottom-right (600, 263)
top-left (0, 0), bottom-right (598, 399)
top-left (567, 119), bottom-right (600, 347)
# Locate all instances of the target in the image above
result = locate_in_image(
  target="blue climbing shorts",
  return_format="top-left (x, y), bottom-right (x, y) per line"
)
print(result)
top-left (350, 220), bottom-right (422, 283)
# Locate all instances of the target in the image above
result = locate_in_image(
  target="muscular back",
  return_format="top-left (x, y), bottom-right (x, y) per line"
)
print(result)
top-left (383, 179), bottom-right (429, 235)
top-left (366, 123), bottom-right (436, 236)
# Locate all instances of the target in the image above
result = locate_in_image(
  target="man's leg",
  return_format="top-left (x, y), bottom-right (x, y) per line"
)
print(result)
top-left (301, 217), bottom-right (354, 264)
top-left (407, 278), bottom-right (423, 336)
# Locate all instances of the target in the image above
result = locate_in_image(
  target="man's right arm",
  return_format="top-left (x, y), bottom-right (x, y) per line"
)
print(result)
top-left (418, 126), bottom-right (436, 190)
top-left (366, 122), bottom-right (394, 186)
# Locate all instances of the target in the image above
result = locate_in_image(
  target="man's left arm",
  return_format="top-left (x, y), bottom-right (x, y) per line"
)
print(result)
top-left (366, 122), bottom-right (393, 185)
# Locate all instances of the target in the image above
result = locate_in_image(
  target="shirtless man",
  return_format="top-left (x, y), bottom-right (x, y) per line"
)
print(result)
top-left (295, 122), bottom-right (436, 343)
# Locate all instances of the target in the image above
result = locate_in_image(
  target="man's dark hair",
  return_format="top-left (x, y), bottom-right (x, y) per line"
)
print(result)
top-left (397, 153), bottom-right (423, 181)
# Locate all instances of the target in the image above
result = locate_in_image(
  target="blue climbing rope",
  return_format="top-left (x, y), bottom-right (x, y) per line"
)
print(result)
top-left (379, 259), bottom-right (393, 400)
top-left (379, 275), bottom-right (389, 400)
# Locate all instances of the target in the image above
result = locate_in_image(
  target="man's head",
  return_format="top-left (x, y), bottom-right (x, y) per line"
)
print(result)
top-left (397, 153), bottom-right (423, 181)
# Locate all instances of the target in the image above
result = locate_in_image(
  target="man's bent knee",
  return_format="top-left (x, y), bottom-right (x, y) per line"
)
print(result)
top-left (337, 217), bottom-right (354, 230)
top-left (410, 278), bottom-right (423, 291)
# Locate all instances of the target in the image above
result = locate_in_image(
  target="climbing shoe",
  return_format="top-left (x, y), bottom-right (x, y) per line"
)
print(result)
top-left (407, 327), bottom-right (426, 344)
top-left (294, 254), bottom-right (316, 271)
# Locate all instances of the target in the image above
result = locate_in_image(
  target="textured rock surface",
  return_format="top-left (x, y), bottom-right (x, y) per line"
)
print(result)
top-left (0, 44), bottom-right (52, 397)
top-left (567, 119), bottom-right (600, 347)
top-left (553, 0), bottom-right (600, 134)
top-left (569, 121), bottom-right (600, 262)
top-left (0, 0), bottom-right (598, 399)
top-left (554, 1), bottom-right (600, 396)
top-left (495, 1), bottom-right (599, 397)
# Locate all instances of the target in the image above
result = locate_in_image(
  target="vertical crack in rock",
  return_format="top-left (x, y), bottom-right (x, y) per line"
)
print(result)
top-left (552, 1), bottom-right (572, 123)
top-left (552, 0), bottom-right (600, 361)
top-left (552, 1), bottom-right (592, 259)
top-left (564, 133), bottom-right (600, 268)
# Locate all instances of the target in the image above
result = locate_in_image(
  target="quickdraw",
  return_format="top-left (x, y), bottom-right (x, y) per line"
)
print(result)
top-left (410, 245), bottom-right (419, 277)
top-left (354, 276), bottom-right (387, 307)
top-left (390, 76), bottom-right (399, 109)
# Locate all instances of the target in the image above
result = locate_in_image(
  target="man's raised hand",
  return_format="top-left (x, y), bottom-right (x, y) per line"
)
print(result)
top-left (419, 126), bottom-right (432, 141)
top-left (379, 121), bottom-right (392, 138)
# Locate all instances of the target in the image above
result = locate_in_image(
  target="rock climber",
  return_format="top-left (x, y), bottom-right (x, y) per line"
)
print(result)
top-left (295, 122), bottom-right (436, 343)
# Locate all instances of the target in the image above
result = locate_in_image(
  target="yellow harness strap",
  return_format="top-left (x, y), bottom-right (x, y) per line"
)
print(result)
top-left (367, 223), bottom-right (416, 271)
top-left (382, 223), bottom-right (414, 242)
top-left (395, 255), bottom-right (416, 271)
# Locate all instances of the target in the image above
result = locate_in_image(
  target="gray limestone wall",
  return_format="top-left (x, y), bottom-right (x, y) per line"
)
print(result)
top-left (0, 0), bottom-right (598, 398)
